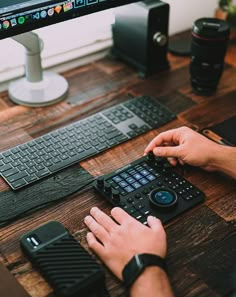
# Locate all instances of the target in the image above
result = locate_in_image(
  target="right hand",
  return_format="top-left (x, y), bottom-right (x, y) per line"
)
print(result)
top-left (144, 126), bottom-right (221, 171)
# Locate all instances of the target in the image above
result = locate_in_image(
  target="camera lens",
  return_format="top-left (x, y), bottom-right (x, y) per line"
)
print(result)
top-left (190, 18), bottom-right (230, 95)
top-left (149, 188), bottom-right (177, 208)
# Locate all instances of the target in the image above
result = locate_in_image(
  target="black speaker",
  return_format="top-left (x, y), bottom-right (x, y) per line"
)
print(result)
top-left (112, 0), bottom-right (170, 77)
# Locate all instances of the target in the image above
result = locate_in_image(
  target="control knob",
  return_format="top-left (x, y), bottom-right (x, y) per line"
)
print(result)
top-left (146, 151), bottom-right (155, 162)
top-left (104, 182), bottom-right (112, 193)
top-left (96, 176), bottom-right (104, 188)
top-left (153, 32), bottom-right (168, 47)
top-left (112, 190), bottom-right (120, 203)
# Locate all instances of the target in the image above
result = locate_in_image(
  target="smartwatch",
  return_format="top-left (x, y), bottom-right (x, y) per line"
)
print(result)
top-left (122, 253), bottom-right (167, 288)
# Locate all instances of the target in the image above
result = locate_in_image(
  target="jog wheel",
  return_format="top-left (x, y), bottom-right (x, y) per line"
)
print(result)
top-left (149, 188), bottom-right (178, 208)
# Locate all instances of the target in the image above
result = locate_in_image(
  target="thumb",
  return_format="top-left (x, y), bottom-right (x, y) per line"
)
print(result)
top-left (153, 146), bottom-right (181, 159)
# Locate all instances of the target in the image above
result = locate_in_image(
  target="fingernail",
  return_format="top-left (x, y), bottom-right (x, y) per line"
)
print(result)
top-left (153, 147), bottom-right (161, 156)
top-left (90, 207), bottom-right (99, 214)
top-left (147, 216), bottom-right (159, 222)
top-left (87, 232), bottom-right (92, 238)
top-left (84, 216), bottom-right (90, 223)
top-left (148, 215), bottom-right (156, 220)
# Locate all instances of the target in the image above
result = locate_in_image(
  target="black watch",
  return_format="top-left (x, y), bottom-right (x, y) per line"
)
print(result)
top-left (122, 253), bottom-right (167, 288)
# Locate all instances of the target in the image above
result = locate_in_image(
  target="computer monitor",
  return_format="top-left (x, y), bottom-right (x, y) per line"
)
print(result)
top-left (0, 0), bottom-right (138, 106)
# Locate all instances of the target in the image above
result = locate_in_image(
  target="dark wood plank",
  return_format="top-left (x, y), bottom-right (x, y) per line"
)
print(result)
top-left (166, 206), bottom-right (236, 297)
top-left (0, 165), bottom-right (93, 226)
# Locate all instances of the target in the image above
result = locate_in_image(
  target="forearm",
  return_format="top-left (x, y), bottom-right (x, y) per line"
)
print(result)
top-left (130, 267), bottom-right (174, 297)
top-left (211, 145), bottom-right (236, 179)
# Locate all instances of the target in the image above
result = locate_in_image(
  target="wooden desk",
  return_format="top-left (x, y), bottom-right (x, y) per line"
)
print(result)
top-left (0, 37), bottom-right (236, 297)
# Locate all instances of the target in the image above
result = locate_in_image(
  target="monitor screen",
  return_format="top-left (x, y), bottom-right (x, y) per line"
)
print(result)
top-left (0, 0), bottom-right (137, 40)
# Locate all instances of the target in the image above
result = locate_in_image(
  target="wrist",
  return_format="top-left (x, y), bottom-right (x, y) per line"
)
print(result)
top-left (131, 265), bottom-right (166, 287)
top-left (130, 266), bottom-right (173, 297)
top-left (122, 253), bottom-right (167, 289)
top-left (210, 145), bottom-right (236, 178)
top-left (208, 144), bottom-right (224, 170)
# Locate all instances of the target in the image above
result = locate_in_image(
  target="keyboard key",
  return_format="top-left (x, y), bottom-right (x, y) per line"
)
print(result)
top-left (11, 179), bottom-right (27, 189)
top-left (112, 176), bottom-right (122, 183)
top-left (124, 185), bottom-right (135, 193)
top-left (0, 164), bottom-right (12, 173)
top-left (7, 171), bottom-right (28, 183)
top-left (35, 168), bottom-right (50, 178)
top-left (48, 147), bottom-right (97, 172)
top-left (2, 167), bottom-right (19, 177)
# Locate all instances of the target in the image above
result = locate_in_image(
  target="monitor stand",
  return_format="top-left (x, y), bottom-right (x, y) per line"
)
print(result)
top-left (8, 32), bottom-right (69, 107)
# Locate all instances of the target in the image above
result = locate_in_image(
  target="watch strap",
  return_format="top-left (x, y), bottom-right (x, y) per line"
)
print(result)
top-left (122, 253), bottom-right (167, 288)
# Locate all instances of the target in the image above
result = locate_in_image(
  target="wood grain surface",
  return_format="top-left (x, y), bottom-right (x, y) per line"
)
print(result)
top-left (0, 34), bottom-right (235, 297)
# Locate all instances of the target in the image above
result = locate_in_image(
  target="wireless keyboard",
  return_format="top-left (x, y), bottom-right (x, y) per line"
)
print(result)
top-left (93, 152), bottom-right (205, 224)
top-left (0, 95), bottom-right (176, 190)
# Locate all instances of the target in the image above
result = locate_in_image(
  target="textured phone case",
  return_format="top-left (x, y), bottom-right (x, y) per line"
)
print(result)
top-left (20, 222), bottom-right (105, 297)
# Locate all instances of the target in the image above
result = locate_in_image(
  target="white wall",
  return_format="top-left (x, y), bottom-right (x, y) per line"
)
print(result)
top-left (165, 0), bottom-right (219, 35)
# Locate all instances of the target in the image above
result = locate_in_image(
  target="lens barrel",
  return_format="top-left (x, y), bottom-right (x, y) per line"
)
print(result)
top-left (190, 18), bottom-right (230, 95)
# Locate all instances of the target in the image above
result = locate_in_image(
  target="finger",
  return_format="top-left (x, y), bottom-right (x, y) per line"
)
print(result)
top-left (90, 207), bottom-right (117, 232)
top-left (178, 158), bottom-right (185, 166)
top-left (84, 215), bottom-right (109, 243)
top-left (144, 129), bottom-right (180, 154)
top-left (153, 146), bottom-right (181, 159)
top-left (86, 232), bottom-right (105, 258)
top-left (111, 207), bottom-right (136, 225)
top-left (167, 157), bottom-right (178, 166)
top-left (147, 216), bottom-right (164, 233)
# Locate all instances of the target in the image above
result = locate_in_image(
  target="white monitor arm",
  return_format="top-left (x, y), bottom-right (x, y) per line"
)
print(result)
top-left (9, 32), bottom-right (68, 107)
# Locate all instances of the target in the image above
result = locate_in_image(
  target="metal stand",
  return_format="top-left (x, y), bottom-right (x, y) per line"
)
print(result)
top-left (9, 32), bottom-right (69, 107)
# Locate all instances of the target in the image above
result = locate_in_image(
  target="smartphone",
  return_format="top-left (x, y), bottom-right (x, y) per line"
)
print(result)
top-left (20, 221), bottom-right (105, 297)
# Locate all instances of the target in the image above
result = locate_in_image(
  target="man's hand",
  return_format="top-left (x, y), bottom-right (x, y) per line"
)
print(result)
top-left (84, 207), bottom-right (167, 280)
top-left (144, 126), bottom-right (221, 171)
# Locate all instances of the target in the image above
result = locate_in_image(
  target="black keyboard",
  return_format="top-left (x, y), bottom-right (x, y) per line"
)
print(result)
top-left (0, 95), bottom-right (176, 190)
top-left (93, 152), bottom-right (205, 224)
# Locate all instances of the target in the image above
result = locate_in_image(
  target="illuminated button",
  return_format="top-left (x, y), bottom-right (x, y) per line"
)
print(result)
top-left (124, 185), bottom-right (134, 193)
top-left (146, 174), bottom-right (156, 181)
top-left (134, 173), bottom-right (142, 180)
top-left (127, 176), bottom-right (135, 184)
top-left (140, 178), bottom-right (149, 185)
top-left (132, 182), bottom-right (141, 189)
top-left (140, 169), bottom-right (149, 176)
top-left (119, 180), bottom-right (128, 188)
top-left (112, 175), bottom-right (122, 183)
top-left (120, 172), bottom-right (129, 179)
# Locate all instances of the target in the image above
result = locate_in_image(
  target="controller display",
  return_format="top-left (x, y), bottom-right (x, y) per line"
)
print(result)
top-left (93, 152), bottom-right (205, 224)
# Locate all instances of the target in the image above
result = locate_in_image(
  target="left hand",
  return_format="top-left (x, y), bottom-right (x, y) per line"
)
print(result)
top-left (84, 207), bottom-right (167, 280)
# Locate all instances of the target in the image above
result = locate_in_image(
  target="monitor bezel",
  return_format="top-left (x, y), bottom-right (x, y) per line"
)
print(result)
top-left (0, 0), bottom-right (139, 40)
